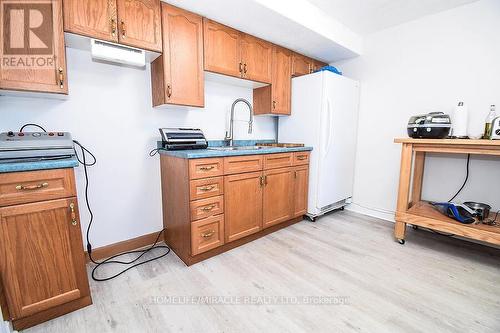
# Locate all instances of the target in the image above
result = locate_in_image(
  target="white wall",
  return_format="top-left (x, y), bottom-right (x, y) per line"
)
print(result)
top-left (0, 48), bottom-right (276, 248)
top-left (334, 0), bottom-right (500, 221)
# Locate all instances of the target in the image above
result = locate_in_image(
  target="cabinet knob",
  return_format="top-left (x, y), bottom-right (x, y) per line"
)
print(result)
top-left (121, 21), bottom-right (126, 38)
top-left (201, 230), bottom-right (215, 238)
top-left (69, 203), bottom-right (77, 226)
top-left (239, 62), bottom-right (243, 75)
top-left (272, 101), bottom-right (276, 110)
top-left (16, 182), bottom-right (48, 191)
top-left (166, 84), bottom-right (172, 98)
top-left (111, 18), bottom-right (117, 36)
top-left (58, 67), bottom-right (64, 89)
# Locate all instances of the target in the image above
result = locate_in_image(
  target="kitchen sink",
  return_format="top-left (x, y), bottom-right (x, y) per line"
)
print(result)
top-left (208, 146), bottom-right (272, 151)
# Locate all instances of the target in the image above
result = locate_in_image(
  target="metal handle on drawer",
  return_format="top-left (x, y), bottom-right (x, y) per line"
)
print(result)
top-left (69, 203), bottom-right (77, 226)
top-left (201, 230), bottom-right (215, 238)
top-left (259, 176), bottom-right (264, 187)
top-left (297, 156), bottom-right (307, 160)
top-left (111, 18), bottom-right (117, 36)
top-left (16, 182), bottom-right (49, 191)
top-left (166, 84), bottom-right (172, 98)
top-left (199, 166), bottom-right (215, 171)
top-left (200, 185), bottom-right (215, 192)
top-left (243, 63), bottom-right (247, 74)
top-left (202, 205), bottom-right (216, 212)
top-left (272, 100), bottom-right (277, 110)
top-left (121, 21), bottom-right (126, 38)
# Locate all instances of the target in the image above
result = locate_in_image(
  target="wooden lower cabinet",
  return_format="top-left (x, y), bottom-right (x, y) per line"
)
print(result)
top-left (160, 152), bottom-right (310, 266)
top-left (0, 169), bottom-right (91, 330)
top-left (224, 172), bottom-right (263, 242)
top-left (292, 166), bottom-right (309, 217)
top-left (263, 168), bottom-right (294, 228)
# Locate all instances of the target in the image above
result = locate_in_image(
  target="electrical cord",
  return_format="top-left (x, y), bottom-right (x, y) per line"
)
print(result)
top-left (71, 140), bottom-right (171, 281)
top-left (149, 147), bottom-right (168, 157)
top-left (19, 123), bottom-right (47, 132)
top-left (448, 154), bottom-right (471, 202)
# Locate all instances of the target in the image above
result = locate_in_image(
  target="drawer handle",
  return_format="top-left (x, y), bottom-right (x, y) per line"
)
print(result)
top-left (201, 204), bottom-right (216, 212)
top-left (16, 182), bottom-right (49, 191)
top-left (201, 230), bottom-right (215, 238)
top-left (297, 156), bottom-right (307, 160)
top-left (69, 203), bottom-right (77, 226)
top-left (199, 185), bottom-right (215, 192)
top-left (199, 166), bottom-right (215, 171)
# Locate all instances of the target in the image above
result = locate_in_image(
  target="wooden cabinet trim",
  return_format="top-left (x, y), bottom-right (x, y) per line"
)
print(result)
top-left (190, 195), bottom-right (224, 221)
top-left (189, 158), bottom-right (224, 179)
top-left (191, 215), bottom-right (224, 255)
top-left (223, 155), bottom-right (263, 175)
top-left (0, 169), bottom-right (76, 207)
top-left (263, 153), bottom-right (293, 170)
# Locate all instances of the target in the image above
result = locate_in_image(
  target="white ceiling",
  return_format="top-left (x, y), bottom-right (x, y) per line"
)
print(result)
top-left (306, 0), bottom-right (479, 35)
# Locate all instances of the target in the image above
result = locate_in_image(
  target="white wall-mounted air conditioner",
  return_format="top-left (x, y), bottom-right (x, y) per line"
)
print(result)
top-left (90, 39), bottom-right (146, 68)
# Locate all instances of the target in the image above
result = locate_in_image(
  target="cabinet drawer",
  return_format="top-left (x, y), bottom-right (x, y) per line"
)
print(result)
top-left (224, 155), bottom-right (263, 175)
top-left (0, 169), bottom-right (76, 207)
top-left (189, 158), bottom-right (224, 179)
top-left (190, 177), bottom-right (224, 201)
top-left (191, 215), bottom-right (224, 256)
top-left (190, 195), bottom-right (224, 221)
top-left (263, 153), bottom-right (292, 170)
top-left (293, 152), bottom-right (310, 166)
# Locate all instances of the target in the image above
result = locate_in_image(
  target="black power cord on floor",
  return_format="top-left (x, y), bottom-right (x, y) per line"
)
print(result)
top-left (72, 139), bottom-right (171, 281)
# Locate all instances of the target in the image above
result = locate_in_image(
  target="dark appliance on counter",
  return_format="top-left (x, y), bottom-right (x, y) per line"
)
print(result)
top-left (407, 112), bottom-right (452, 139)
top-left (0, 131), bottom-right (75, 162)
top-left (159, 128), bottom-right (208, 150)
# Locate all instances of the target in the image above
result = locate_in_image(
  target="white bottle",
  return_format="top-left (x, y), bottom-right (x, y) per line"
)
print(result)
top-left (452, 101), bottom-right (468, 138)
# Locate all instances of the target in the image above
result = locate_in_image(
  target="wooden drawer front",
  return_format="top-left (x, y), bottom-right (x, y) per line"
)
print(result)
top-left (0, 169), bottom-right (76, 207)
top-left (293, 152), bottom-right (310, 166)
top-left (263, 153), bottom-right (293, 170)
top-left (190, 177), bottom-right (224, 201)
top-left (191, 215), bottom-right (224, 255)
top-left (189, 158), bottom-right (224, 179)
top-left (224, 155), bottom-right (263, 175)
top-left (190, 195), bottom-right (224, 221)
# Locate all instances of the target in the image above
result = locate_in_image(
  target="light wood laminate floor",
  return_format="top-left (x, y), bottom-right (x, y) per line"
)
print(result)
top-left (25, 211), bottom-right (500, 332)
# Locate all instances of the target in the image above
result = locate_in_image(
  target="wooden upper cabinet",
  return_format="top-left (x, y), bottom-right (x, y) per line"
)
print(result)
top-left (224, 172), bottom-right (263, 243)
top-left (292, 166), bottom-right (309, 217)
top-left (116, 0), bottom-right (162, 52)
top-left (0, 0), bottom-right (68, 94)
top-left (63, 0), bottom-right (118, 43)
top-left (0, 198), bottom-right (90, 320)
top-left (240, 34), bottom-right (272, 84)
top-left (292, 53), bottom-right (313, 77)
top-left (151, 3), bottom-right (204, 107)
top-left (203, 19), bottom-right (241, 78)
top-left (263, 168), bottom-right (294, 228)
top-left (253, 45), bottom-right (292, 115)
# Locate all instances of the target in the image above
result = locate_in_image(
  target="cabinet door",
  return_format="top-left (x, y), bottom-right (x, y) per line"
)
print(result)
top-left (116, 0), bottom-right (162, 52)
top-left (293, 166), bottom-right (309, 217)
top-left (292, 53), bottom-right (312, 77)
top-left (0, 0), bottom-right (68, 94)
top-left (271, 46), bottom-right (292, 115)
top-left (263, 168), bottom-right (294, 228)
top-left (224, 172), bottom-right (263, 243)
top-left (203, 19), bottom-right (241, 78)
top-left (63, 0), bottom-right (118, 42)
top-left (240, 34), bottom-right (272, 83)
top-left (0, 198), bottom-right (90, 319)
top-left (153, 3), bottom-right (204, 107)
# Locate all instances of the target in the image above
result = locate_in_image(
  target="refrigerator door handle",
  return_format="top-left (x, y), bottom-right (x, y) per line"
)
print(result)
top-left (323, 99), bottom-right (334, 158)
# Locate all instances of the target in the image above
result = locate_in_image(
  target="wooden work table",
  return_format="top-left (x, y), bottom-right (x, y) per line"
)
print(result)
top-left (394, 138), bottom-right (500, 246)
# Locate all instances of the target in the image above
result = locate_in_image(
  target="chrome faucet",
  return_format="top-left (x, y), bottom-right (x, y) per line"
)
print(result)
top-left (225, 98), bottom-right (253, 146)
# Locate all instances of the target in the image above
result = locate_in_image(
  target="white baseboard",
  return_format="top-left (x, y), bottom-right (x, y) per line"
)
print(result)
top-left (345, 203), bottom-right (395, 223)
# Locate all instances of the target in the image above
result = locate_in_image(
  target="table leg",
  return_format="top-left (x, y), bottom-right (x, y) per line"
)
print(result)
top-left (395, 143), bottom-right (413, 243)
top-left (411, 152), bottom-right (426, 205)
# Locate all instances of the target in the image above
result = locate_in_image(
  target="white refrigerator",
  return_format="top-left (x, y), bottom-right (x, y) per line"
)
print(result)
top-left (278, 71), bottom-right (360, 219)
